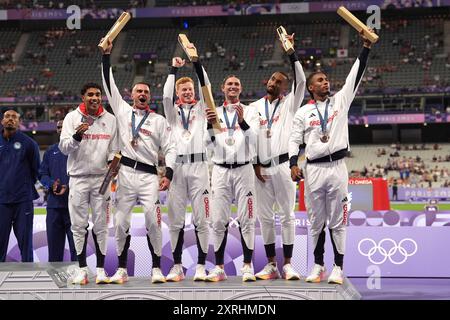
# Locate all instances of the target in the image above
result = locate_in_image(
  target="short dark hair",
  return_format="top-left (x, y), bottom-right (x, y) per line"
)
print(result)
top-left (270, 71), bottom-right (290, 82)
top-left (132, 82), bottom-right (151, 90)
top-left (306, 71), bottom-right (327, 97)
top-left (81, 82), bottom-right (102, 96)
top-left (0, 107), bottom-right (21, 120)
top-left (221, 74), bottom-right (241, 87)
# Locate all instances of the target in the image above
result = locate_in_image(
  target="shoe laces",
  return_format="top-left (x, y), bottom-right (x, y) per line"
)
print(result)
top-left (153, 268), bottom-right (163, 276)
top-left (263, 263), bottom-right (276, 273)
top-left (97, 268), bottom-right (108, 276)
top-left (116, 268), bottom-right (127, 277)
top-left (241, 265), bottom-right (252, 274)
top-left (195, 264), bottom-right (205, 273)
top-left (284, 264), bottom-right (296, 273)
top-left (212, 266), bottom-right (224, 275)
top-left (312, 264), bottom-right (324, 274)
top-left (170, 264), bottom-right (182, 274)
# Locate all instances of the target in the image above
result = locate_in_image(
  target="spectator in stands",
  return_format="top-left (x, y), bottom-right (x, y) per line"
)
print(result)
top-left (0, 107), bottom-right (40, 262)
top-left (38, 120), bottom-right (77, 262)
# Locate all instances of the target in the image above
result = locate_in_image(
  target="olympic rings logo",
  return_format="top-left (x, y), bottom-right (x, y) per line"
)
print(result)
top-left (357, 238), bottom-right (418, 265)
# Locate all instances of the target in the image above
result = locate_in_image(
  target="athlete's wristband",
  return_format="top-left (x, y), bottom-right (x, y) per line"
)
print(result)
top-left (289, 156), bottom-right (299, 168)
top-left (165, 167), bottom-right (174, 181)
top-left (238, 120), bottom-right (250, 131)
top-left (72, 133), bottom-right (83, 142)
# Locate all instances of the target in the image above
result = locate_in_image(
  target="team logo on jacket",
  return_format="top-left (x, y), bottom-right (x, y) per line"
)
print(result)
top-left (246, 191), bottom-right (254, 219)
top-left (155, 201), bottom-right (161, 227)
top-left (204, 197), bottom-right (210, 218)
top-left (13, 142), bottom-right (21, 150)
top-left (342, 192), bottom-right (352, 225)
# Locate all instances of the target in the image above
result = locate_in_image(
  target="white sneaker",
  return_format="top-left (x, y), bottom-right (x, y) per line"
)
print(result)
top-left (282, 263), bottom-right (300, 280)
top-left (166, 264), bottom-right (185, 282)
top-left (110, 267), bottom-right (128, 284)
top-left (305, 264), bottom-right (326, 283)
top-left (193, 264), bottom-right (207, 281)
top-left (255, 262), bottom-right (280, 280)
top-left (328, 265), bottom-right (344, 285)
top-left (241, 264), bottom-right (256, 282)
top-left (205, 266), bottom-right (227, 282)
top-left (95, 267), bottom-right (111, 284)
top-left (151, 267), bottom-right (166, 283)
top-left (71, 267), bottom-right (88, 285)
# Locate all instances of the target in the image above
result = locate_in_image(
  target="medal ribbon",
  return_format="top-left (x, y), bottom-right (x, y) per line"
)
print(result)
top-left (264, 97), bottom-right (281, 130)
top-left (131, 110), bottom-right (150, 141)
top-left (223, 107), bottom-right (238, 137)
top-left (314, 99), bottom-right (330, 134)
top-left (179, 105), bottom-right (193, 131)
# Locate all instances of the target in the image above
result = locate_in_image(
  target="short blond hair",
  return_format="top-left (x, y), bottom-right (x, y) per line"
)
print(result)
top-left (176, 77), bottom-right (194, 90)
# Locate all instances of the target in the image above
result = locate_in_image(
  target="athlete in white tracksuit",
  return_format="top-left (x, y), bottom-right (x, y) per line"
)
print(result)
top-left (250, 35), bottom-right (306, 280)
top-left (289, 32), bottom-right (373, 284)
top-left (100, 41), bottom-right (176, 284)
top-left (162, 56), bottom-right (211, 281)
top-left (204, 75), bottom-right (260, 282)
top-left (59, 83), bottom-right (118, 284)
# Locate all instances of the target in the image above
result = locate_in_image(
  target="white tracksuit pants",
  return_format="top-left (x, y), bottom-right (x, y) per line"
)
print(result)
top-left (304, 159), bottom-right (349, 256)
top-left (255, 162), bottom-right (296, 246)
top-left (211, 164), bottom-right (256, 254)
top-left (167, 162), bottom-right (210, 261)
top-left (68, 175), bottom-right (109, 256)
top-left (114, 165), bottom-right (162, 257)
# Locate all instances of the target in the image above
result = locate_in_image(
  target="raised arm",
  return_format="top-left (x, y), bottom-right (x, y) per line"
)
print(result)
top-left (288, 50), bottom-right (306, 114)
top-left (163, 57), bottom-right (184, 125)
top-left (193, 59), bottom-right (212, 111)
top-left (280, 33), bottom-right (306, 114)
top-left (335, 30), bottom-right (373, 111)
top-left (100, 39), bottom-right (125, 116)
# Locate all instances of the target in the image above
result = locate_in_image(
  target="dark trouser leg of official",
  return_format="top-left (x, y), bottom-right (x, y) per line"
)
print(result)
top-left (12, 201), bottom-right (34, 262)
top-left (47, 208), bottom-right (66, 262)
top-left (0, 203), bottom-right (14, 262)
top-left (62, 208), bottom-right (77, 261)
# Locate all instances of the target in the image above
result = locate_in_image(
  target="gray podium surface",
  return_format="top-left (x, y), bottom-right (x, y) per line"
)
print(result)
top-left (0, 263), bottom-right (361, 300)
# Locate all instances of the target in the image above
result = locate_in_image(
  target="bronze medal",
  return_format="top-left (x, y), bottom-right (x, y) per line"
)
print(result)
top-left (131, 138), bottom-right (138, 148)
top-left (320, 134), bottom-right (329, 143)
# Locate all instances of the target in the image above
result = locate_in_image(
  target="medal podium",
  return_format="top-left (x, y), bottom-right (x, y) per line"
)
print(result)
top-left (0, 262), bottom-right (361, 300)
